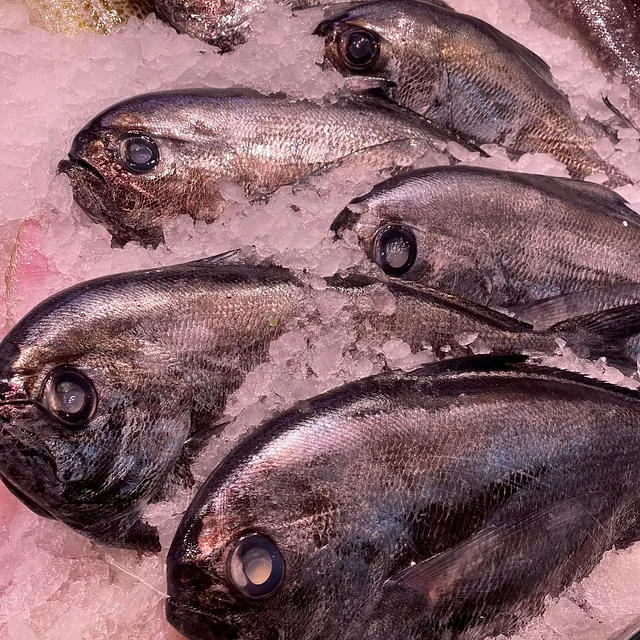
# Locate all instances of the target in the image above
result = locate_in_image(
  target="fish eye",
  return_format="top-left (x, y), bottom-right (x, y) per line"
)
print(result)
top-left (227, 533), bottom-right (284, 599)
top-left (42, 368), bottom-right (97, 427)
top-left (373, 224), bottom-right (417, 276)
top-left (340, 28), bottom-right (380, 70)
top-left (118, 134), bottom-right (159, 173)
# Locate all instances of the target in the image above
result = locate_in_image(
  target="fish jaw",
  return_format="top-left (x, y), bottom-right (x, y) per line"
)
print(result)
top-left (58, 157), bottom-right (165, 247)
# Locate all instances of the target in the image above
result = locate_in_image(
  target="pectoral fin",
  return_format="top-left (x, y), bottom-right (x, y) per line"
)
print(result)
top-left (388, 494), bottom-right (606, 612)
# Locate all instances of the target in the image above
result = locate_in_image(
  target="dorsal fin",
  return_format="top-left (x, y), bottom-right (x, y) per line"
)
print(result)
top-left (509, 172), bottom-right (637, 225)
top-left (183, 249), bottom-right (245, 267)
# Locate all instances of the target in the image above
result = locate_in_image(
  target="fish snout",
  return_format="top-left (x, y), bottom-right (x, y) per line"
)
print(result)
top-left (0, 377), bottom-right (29, 406)
top-left (69, 127), bottom-right (100, 159)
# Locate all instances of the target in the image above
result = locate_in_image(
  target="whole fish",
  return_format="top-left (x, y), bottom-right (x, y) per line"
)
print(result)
top-left (58, 88), bottom-right (453, 247)
top-left (167, 354), bottom-right (640, 640)
top-left (21, 0), bottom-right (153, 35)
top-left (526, 0), bottom-right (640, 99)
top-left (315, 0), bottom-right (628, 185)
top-left (1, 253), bottom-right (637, 550)
top-left (331, 165), bottom-right (640, 310)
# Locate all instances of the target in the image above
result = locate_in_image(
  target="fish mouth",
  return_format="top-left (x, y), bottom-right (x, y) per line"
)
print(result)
top-left (166, 597), bottom-right (240, 639)
top-left (330, 204), bottom-right (363, 238)
top-left (58, 156), bottom-right (107, 185)
top-left (0, 473), bottom-right (55, 519)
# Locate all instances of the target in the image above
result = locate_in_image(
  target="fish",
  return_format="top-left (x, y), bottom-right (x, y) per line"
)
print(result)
top-left (315, 0), bottom-right (628, 185)
top-left (21, 0), bottom-right (153, 35)
top-left (2, 252), bottom-right (639, 550)
top-left (525, 0), bottom-right (640, 99)
top-left (166, 354), bottom-right (640, 640)
top-left (152, 0), bottom-right (342, 52)
top-left (58, 87), bottom-right (454, 247)
top-left (0, 251), bottom-right (307, 551)
top-left (331, 164), bottom-right (640, 310)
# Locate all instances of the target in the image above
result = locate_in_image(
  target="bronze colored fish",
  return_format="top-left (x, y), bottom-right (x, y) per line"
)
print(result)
top-left (316, 0), bottom-right (629, 184)
top-left (58, 88), bottom-right (454, 246)
top-left (2, 253), bottom-right (638, 550)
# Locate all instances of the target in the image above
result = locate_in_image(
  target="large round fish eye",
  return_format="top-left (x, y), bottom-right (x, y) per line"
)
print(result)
top-left (42, 368), bottom-right (97, 427)
top-left (227, 533), bottom-right (284, 599)
top-left (118, 134), bottom-right (160, 173)
top-left (340, 28), bottom-right (380, 70)
top-left (373, 224), bottom-right (417, 276)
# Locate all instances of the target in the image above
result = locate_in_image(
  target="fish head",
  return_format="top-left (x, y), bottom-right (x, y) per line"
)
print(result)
top-left (167, 411), bottom-right (389, 639)
top-left (330, 175), bottom-right (443, 284)
top-left (0, 280), bottom-right (194, 548)
top-left (315, 0), bottom-right (443, 102)
top-left (152, 0), bottom-right (252, 51)
top-left (58, 91), bottom-right (226, 246)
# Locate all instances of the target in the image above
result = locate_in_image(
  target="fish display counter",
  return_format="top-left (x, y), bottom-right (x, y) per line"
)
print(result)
top-left (1, 0), bottom-right (640, 638)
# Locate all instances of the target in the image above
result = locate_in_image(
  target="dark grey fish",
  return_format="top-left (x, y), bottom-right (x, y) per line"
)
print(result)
top-left (166, 354), bottom-right (640, 640)
top-left (2, 253), bottom-right (638, 550)
top-left (315, 0), bottom-right (629, 185)
top-left (526, 0), bottom-right (640, 99)
top-left (331, 165), bottom-right (640, 309)
top-left (58, 88), bottom-right (452, 247)
top-left (0, 252), bottom-right (306, 551)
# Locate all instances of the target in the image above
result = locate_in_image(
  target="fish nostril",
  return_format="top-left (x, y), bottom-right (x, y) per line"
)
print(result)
top-left (171, 564), bottom-right (214, 591)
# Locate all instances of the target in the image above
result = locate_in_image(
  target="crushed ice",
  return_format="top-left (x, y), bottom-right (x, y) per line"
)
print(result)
top-left (2, 0), bottom-right (640, 638)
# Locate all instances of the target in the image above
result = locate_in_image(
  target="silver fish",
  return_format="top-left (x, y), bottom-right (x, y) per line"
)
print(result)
top-left (167, 354), bottom-right (640, 640)
top-left (315, 0), bottom-right (629, 185)
top-left (2, 253), bottom-right (637, 550)
top-left (526, 0), bottom-right (640, 99)
top-left (58, 88), bottom-right (452, 247)
top-left (152, 0), bottom-right (343, 51)
top-left (331, 165), bottom-right (640, 309)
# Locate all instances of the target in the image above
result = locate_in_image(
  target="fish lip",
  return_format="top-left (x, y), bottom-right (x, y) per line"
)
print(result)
top-left (58, 156), bottom-right (107, 186)
top-left (166, 597), bottom-right (220, 618)
top-left (0, 418), bottom-right (58, 477)
top-left (166, 597), bottom-right (242, 639)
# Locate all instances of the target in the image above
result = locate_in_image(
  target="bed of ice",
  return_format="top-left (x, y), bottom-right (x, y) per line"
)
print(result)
top-left (2, 0), bottom-right (640, 638)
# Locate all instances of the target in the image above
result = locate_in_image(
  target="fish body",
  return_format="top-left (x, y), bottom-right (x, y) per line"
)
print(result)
top-left (332, 165), bottom-right (640, 309)
top-left (167, 355), bottom-right (640, 640)
top-left (58, 88), bottom-right (451, 246)
top-left (527, 0), bottom-right (640, 98)
top-left (316, 0), bottom-right (627, 184)
top-left (22, 0), bottom-right (153, 35)
top-left (1, 254), bottom-right (637, 549)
